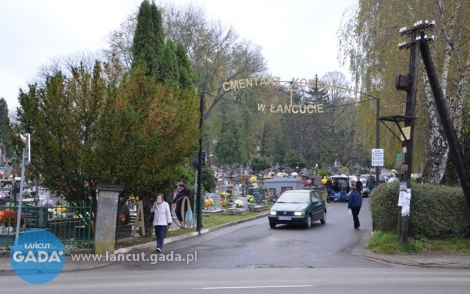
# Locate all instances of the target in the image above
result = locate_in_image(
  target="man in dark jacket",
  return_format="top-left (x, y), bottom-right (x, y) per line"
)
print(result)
top-left (173, 182), bottom-right (191, 223)
top-left (355, 176), bottom-right (363, 197)
top-left (326, 178), bottom-right (333, 203)
top-left (348, 186), bottom-right (362, 229)
top-left (366, 175), bottom-right (375, 194)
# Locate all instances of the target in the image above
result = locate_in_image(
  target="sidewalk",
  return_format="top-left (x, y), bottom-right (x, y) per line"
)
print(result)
top-left (364, 251), bottom-right (470, 268)
top-left (0, 212), bottom-right (269, 274)
top-left (1, 212), bottom-right (470, 273)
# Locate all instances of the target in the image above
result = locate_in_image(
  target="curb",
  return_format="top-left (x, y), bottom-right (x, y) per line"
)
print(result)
top-left (115, 212), bottom-right (268, 254)
top-left (363, 253), bottom-right (470, 269)
top-left (61, 261), bottom-right (114, 272)
top-left (0, 258), bottom-right (114, 275)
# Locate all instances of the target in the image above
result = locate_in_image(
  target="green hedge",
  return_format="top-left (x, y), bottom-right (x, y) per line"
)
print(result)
top-left (369, 182), bottom-right (470, 238)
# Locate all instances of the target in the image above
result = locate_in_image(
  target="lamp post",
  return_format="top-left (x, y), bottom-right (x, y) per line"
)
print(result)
top-left (196, 87), bottom-right (205, 234)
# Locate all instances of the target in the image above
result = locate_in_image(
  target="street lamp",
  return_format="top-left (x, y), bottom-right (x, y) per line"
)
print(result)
top-left (196, 87), bottom-right (205, 234)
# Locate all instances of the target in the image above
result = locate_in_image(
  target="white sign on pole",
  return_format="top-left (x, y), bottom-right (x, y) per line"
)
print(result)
top-left (371, 148), bottom-right (384, 167)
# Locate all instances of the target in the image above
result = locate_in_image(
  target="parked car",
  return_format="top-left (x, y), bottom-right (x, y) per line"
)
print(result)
top-left (268, 189), bottom-right (326, 229)
top-left (329, 174), bottom-right (355, 201)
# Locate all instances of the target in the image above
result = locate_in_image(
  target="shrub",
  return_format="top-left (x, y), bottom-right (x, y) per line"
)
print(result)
top-left (369, 182), bottom-right (470, 238)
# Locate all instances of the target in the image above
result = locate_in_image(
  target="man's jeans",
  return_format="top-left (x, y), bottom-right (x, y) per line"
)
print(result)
top-left (340, 187), bottom-right (347, 201)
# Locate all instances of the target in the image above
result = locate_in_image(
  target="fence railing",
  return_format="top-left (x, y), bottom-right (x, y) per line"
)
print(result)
top-left (0, 200), bottom-right (93, 250)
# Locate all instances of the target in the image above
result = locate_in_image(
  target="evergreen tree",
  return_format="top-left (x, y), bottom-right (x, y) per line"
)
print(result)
top-left (131, 0), bottom-right (165, 81)
top-left (215, 122), bottom-right (247, 166)
top-left (175, 42), bottom-right (197, 91)
top-left (160, 39), bottom-right (179, 85)
top-left (251, 156), bottom-right (271, 174)
top-left (0, 98), bottom-right (12, 158)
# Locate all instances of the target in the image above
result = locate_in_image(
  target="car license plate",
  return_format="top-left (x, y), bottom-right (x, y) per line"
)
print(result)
top-left (278, 216), bottom-right (291, 220)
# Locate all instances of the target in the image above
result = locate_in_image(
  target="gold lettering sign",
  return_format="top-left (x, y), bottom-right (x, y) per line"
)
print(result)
top-left (222, 76), bottom-right (356, 114)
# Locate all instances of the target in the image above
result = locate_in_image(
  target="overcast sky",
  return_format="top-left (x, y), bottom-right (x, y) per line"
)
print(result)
top-left (0, 0), bottom-right (357, 112)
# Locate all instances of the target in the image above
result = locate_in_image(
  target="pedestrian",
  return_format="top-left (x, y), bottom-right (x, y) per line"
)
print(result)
top-left (339, 178), bottom-right (348, 202)
top-left (326, 177), bottom-right (333, 203)
top-left (173, 181), bottom-right (191, 223)
top-left (366, 174), bottom-right (375, 194)
top-left (348, 186), bottom-right (362, 229)
top-left (355, 176), bottom-right (363, 197)
top-left (150, 193), bottom-right (172, 252)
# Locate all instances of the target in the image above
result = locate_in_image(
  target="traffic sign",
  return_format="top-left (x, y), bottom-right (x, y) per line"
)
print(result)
top-left (371, 149), bottom-right (384, 167)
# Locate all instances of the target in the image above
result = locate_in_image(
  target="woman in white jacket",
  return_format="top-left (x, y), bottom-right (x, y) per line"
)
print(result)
top-left (150, 193), bottom-right (172, 252)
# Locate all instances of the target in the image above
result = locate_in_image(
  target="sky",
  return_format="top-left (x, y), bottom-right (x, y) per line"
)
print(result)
top-left (0, 0), bottom-right (357, 112)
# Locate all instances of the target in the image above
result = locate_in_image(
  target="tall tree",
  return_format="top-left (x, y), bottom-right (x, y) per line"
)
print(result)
top-left (160, 2), bottom-right (267, 119)
top-left (214, 121), bottom-right (247, 166)
top-left (283, 149), bottom-right (308, 169)
top-left (13, 55), bottom-right (200, 205)
top-left (338, 0), bottom-right (470, 184)
top-left (251, 156), bottom-right (271, 174)
top-left (159, 39), bottom-right (179, 86)
top-left (131, 0), bottom-right (164, 80)
top-left (0, 98), bottom-right (12, 160)
top-left (175, 42), bottom-right (197, 91)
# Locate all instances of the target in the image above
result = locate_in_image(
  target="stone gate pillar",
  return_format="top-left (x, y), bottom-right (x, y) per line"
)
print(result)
top-left (94, 182), bottom-right (123, 254)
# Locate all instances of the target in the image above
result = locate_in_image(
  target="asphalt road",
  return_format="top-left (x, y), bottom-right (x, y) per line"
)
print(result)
top-left (4, 198), bottom-right (470, 292)
top-left (109, 198), bottom-right (385, 270)
top-left (3, 266), bottom-right (470, 293)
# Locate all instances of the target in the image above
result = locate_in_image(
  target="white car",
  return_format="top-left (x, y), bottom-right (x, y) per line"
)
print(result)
top-left (384, 176), bottom-right (400, 183)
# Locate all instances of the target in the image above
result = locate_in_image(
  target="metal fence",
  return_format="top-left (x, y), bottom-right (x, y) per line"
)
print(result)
top-left (0, 200), bottom-right (93, 250)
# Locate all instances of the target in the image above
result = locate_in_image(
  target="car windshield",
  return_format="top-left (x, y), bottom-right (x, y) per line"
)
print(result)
top-left (277, 192), bottom-right (310, 203)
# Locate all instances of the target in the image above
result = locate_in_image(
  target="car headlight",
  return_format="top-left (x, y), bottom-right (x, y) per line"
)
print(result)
top-left (269, 211), bottom-right (277, 216)
top-left (294, 211), bottom-right (305, 216)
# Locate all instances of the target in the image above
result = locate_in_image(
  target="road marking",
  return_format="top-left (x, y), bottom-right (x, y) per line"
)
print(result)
top-left (195, 285), bottom-right (313, 290)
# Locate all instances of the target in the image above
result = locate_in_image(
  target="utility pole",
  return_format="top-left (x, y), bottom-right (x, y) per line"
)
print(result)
top-left (420, 28), bottom-right (470, 212)
top-left (375, 97), bottom-right (380, 187)
top-left (196, 88), bottom-right (205, 234)
top-left (396, 20), bottom-right (435, 246)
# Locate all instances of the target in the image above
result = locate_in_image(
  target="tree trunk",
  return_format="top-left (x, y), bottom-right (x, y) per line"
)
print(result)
top-left (420, 72), bottom-right (449, 184)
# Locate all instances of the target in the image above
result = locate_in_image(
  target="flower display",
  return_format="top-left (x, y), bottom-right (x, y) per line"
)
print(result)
top-left (220, 200), bottom-right (228, 209)
top-left (219, 191), bottom-right (230, 198)
top-left (204, 198), bottom-right (214, 208)
top-left (0, 208), bottom-right (25, 227)
top-left (246, 195), bottom-right (255, 203)
top-left (41, 199), bottom-right (54, 206)
top-left (234, 199), bottom-right (243, 207)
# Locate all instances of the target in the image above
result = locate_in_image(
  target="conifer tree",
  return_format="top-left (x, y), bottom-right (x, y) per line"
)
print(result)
top-left (0, 98), bottom-right (12, 157)
top-left (159, 39), bottom-right (179, 85)
top-left (175, 42), bottom-right (197, 91)
top-left (131, 0), bottom-right (164, 80)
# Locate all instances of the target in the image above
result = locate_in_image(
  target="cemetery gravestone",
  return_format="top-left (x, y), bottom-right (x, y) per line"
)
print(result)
top-left (209, 193), bottom-right (221, 209)
top-left (22, 206), bottom-right (47, 228)
top-left (269, 188), bottom-right (276, 198)
top-left (252, 189), bottom-right (266, 203)
top-left (238, 197), bottom-right (248, 209)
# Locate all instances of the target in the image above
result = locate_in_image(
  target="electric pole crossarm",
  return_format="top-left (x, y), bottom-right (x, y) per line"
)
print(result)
top-left (379, 115), bottom-right (417, 143)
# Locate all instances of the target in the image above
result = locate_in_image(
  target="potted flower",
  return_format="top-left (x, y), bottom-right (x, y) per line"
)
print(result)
top-left (234, 199), bottom-right (243, 208)
top-left (204, 198), bottom-right (214, 210)
top-left (246, 195), bottom-right (255, 203)
top-left (220, 199), bottom-right (228, 209)
top-left (219, 191), bottom-right (230, 202)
